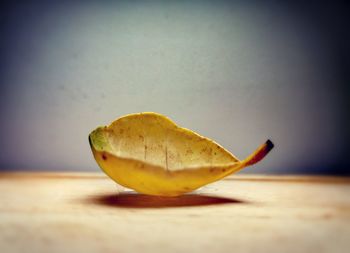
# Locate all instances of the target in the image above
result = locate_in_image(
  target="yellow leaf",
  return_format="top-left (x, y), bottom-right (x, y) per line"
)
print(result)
top-left (89, 112), bottom-right (274, 196)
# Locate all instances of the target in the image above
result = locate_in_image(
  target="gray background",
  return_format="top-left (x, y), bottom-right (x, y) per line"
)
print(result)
top-left (1, 1), bottom-right (348, 174)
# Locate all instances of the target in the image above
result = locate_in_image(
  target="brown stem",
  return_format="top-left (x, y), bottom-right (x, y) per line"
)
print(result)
top-left (242, 140), bottom-right (274, 167)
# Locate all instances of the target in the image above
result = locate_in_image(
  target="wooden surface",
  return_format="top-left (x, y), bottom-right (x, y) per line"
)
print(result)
top-left (0, 172), bottom-right (349, 253)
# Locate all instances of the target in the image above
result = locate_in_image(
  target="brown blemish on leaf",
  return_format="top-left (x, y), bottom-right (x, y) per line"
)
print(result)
top-left (165, 146), bottom-right (169, 171)
top-left (144, 144), bottom-right (148, 160)
top-left (186, 149), bottom-right (193, 155)
top-left (200, 147), bottom-right (207, 154)
top-left (102, 154), bottom-right (107, 161)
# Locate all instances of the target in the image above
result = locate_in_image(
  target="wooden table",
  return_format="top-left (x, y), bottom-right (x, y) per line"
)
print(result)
top-left (0, 172), bottom-right (349, 253)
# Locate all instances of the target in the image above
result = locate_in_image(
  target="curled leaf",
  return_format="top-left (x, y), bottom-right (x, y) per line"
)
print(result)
top-left (89, 112), bottom-right (273, 196)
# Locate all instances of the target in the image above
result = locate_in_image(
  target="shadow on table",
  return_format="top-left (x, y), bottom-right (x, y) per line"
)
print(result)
top-left (85, 192), bottom-right (246, 208)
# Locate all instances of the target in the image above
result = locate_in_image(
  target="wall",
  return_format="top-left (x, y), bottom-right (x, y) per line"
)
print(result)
top-left (0, 1), bottom-right (348, 174)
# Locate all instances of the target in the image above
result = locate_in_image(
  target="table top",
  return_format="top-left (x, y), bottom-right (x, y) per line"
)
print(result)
top-left (0, 172), bottom-right (349, 253)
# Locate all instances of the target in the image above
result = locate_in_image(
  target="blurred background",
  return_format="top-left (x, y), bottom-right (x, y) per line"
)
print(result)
top-left (0, 0), bottom-right (349, 174)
